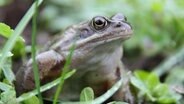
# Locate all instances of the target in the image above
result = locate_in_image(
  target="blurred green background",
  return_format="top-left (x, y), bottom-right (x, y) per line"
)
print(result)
top-left (0, 0), bottom-right (184, 103)
top-left (39, 0), bottom-right (184, 53)
top-left (1, 0), bottom-right (184, 74)
top-left (1, 0), bottom-right (184, 87)
top-left (38, 0), bottom-right (184, 70)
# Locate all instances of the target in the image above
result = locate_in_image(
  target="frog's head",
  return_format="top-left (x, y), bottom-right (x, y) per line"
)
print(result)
top-left (53, 13), bottom-right (133, 54)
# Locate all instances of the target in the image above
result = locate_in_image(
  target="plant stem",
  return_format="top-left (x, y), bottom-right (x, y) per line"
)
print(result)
top-left (31, 0), bottom-right (43, 103)
top-left (53, 45), bottom-right (75, 104)
top-left (17, 69), bottom-right (76, 102)
top-left (0, 0), bottom-right (43, 81)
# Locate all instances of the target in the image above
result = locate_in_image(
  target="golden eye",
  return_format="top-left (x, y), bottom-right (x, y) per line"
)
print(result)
top-left (91, 16), bottom-right (108, 30)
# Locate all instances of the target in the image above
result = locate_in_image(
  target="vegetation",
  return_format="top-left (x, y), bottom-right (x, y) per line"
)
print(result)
top-left (0, 0), bottom-right (184, 104)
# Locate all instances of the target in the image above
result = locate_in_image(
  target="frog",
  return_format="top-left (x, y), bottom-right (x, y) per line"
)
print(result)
top-left (15, 13), bottom-right (133, 103)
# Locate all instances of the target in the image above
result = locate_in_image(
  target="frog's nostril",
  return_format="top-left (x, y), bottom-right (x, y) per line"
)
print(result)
top-left (115, 22), bottom-right (122, 27)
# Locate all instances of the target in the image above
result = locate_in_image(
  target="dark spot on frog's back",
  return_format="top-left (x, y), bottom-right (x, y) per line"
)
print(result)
top-left (116, 67), bottom-right (121, 80)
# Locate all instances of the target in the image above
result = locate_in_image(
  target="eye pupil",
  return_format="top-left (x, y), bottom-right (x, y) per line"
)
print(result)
top-left (91, 16), bottom-right (108, 30)
top-left (95, 19), bottom-right (103, 25)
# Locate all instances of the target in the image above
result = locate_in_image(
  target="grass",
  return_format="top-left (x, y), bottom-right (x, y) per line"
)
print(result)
top-left (16, 69), bottom-right (76, 102)
top-left (0, 0), bottom-right (43, 67)
top-left (1, 0), bottom-right (183, 104)
top-left (0, 0), bottom-right (43, 103)
top-left (31, 0), bottom-right (43, 103)
top-left (53, 45), bottom-right (76, 104)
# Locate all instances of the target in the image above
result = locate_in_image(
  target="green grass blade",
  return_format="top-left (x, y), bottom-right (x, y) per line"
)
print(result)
top-left (61, 72), bottom-right (131, 104)
top-left (31, 0), bottom-right (43, 103)
top-left (0, 0), bottom-right (43, 74)
top-left (17, 78), bottom-right (61, 102)
top-left (91, 75), bottom-right (126, 104)
top-left (16, 69), bottom-right (76, 102)
top-left (53, 45), bottom-right (76, 104)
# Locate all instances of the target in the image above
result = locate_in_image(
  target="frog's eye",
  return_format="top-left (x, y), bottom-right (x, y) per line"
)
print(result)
top-left (91, 16), bottom-right (108, 30)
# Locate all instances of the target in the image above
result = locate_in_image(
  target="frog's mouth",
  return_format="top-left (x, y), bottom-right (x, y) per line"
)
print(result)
top-left (62, 30), bottom-right (131, 51)
top-left (95, 29), bottom-right (133, 43)
top-left (79, 29), bottom-right (132, 44)
top-left (61, 28), bottom-right (133, 51)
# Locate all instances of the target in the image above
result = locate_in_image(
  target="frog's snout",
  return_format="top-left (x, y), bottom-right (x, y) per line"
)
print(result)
top-left (115, 22), bottom-right (122, 28)
top-left (123, 22), bottom-right (132, 30)
top-left (113, 21), bottom-right (132, 31)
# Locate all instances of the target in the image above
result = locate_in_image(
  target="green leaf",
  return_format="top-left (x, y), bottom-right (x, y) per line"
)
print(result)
top-left (130, 76), bottom-right (147, 92)
top-left (131, 76), bottom-right (156, 102)
top-left (0, 23), bottom-right (24, 43)
top-left (157, 96), bottom-right (176, 104)
top-left (0, 82), bottom-right (13, 91)
top-left (146, 73), bottom-right (160, 90)
top-left (1, 58), bottom-right (15, 84)
top-left (22, 96), bottom-right (40, 104)
top-left (0, 23), bottom-right (13, 37)
top-left (152, 84), bottom-right (169, 97)
top-left (0, 23), bottom-right (25, 58)
top-left (61, 73), bottom-right (127, 104)
top-left (132, 70), bottom-right (180, 103)
top-left (156, 84), bottom-right (181, 103)
top-left (0, 0), bottom-right (43, 81)
top-left (133, 71), bottom-right (160, 91)
top-left (0, 90), bottom-right (18, 104)
top-left (12, 40), bottom-right (26, 58)
top-left (80, 87), bottom-right (94, 102)
top-left (134, 70), bottom-right (149, 82)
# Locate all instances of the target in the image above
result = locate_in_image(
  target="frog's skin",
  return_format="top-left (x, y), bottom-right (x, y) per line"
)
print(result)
top-left (15, 13), bottom-right (133, 102)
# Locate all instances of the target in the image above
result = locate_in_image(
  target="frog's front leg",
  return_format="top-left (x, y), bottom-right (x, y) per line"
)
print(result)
top-left (16, 50), bottom-right (64, 94)
top-left (112, 63), bottom-right (134, 104)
